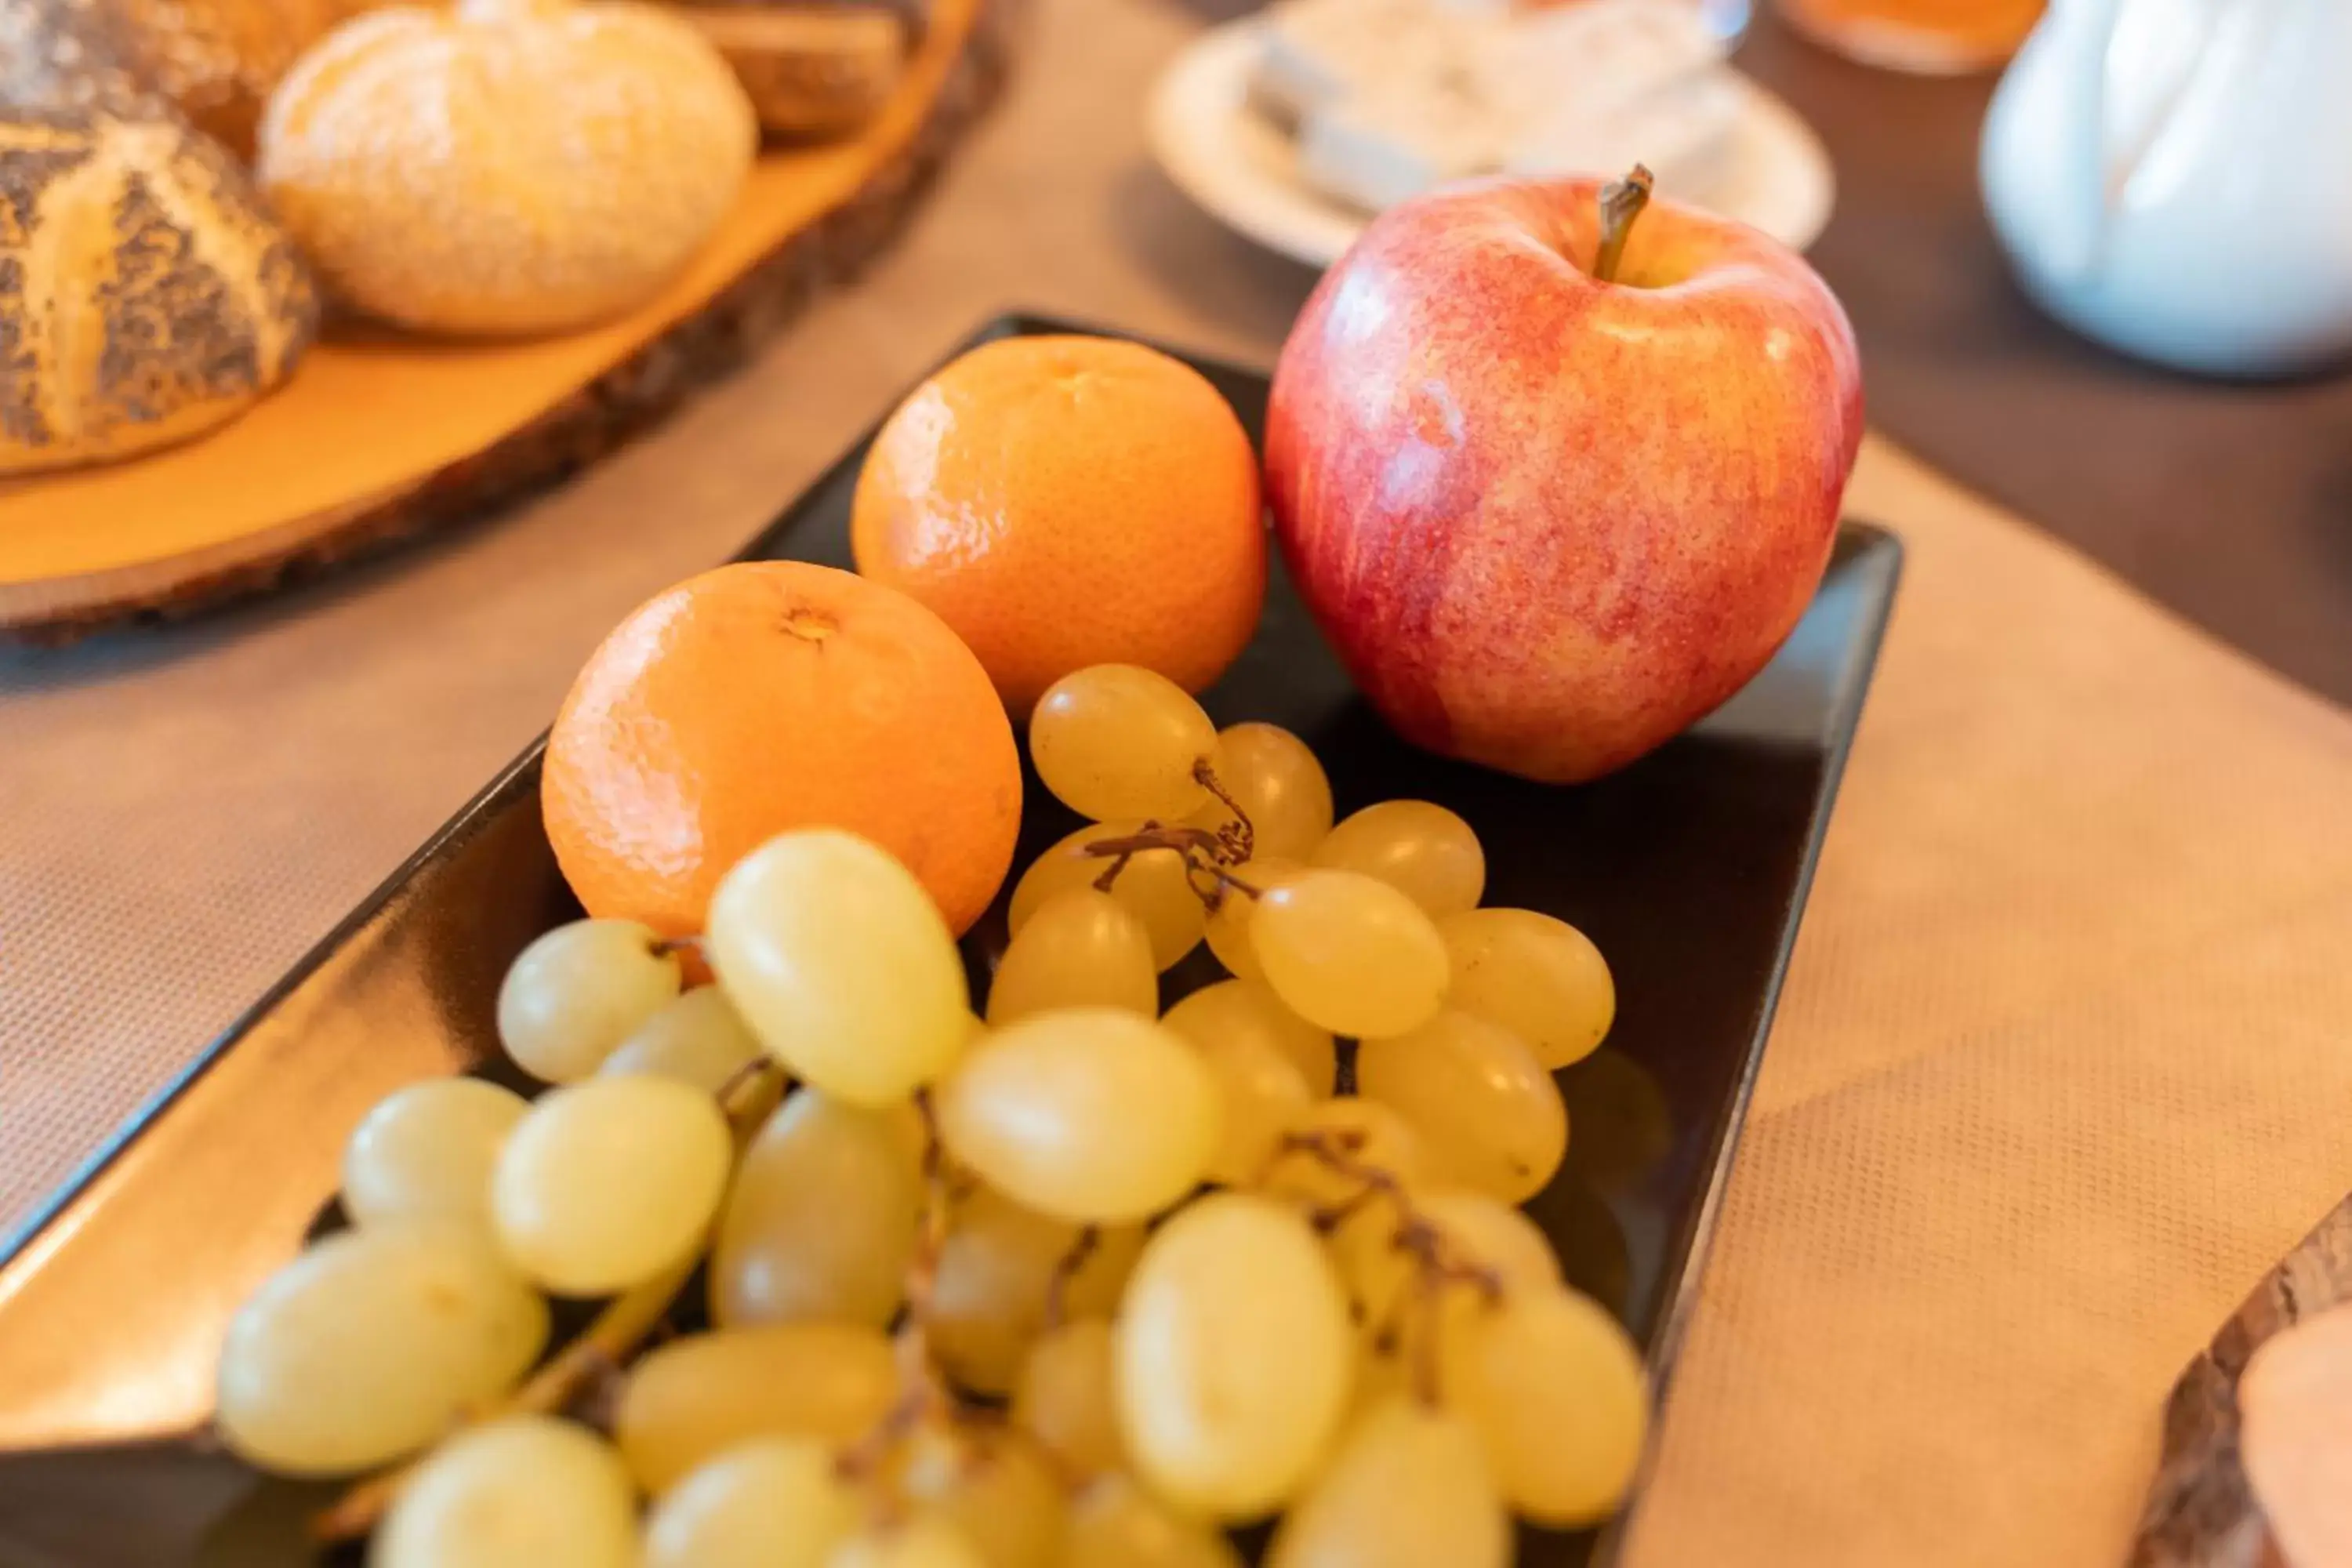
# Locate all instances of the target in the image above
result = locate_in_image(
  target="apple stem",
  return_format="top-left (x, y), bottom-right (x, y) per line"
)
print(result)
top-left (1593, 164), bottom-right (1655, 285)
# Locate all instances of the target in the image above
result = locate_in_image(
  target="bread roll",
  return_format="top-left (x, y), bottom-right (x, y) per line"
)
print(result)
top-left (112, 0), bottom-right (352, 159)
top-left (257, 0), bottom-right (759, 338)
top-left (0, 104), bottom-right (319, 475)
top-left (2, 0), bottom-right (356, 160)
top-left (671, 2), bottom-right (909, 138)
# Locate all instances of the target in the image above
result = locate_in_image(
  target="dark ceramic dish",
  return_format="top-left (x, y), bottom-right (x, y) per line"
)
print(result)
top-left (0, 314), bottom-right (1900, 1567)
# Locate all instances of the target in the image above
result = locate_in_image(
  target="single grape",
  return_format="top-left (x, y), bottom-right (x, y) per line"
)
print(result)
top-left (1030, 665), bottom-right (1218, 822)
top-left (615, 1322), bottom-right (898, 1493)
top-left (1185, 722), bottom-right (1334, 863)
top-left (937, 1010), bottom-right (1219, 1225)
top-left (642, 1436), bottom-right (858, 1568)
top-left (824, 1515), bottom-right (986, 1568)
top-left (709, 829), bottom-right (971, 1107)
top-left (1250, 870), bottom-right (1449, 1039)
top-left (601, 985), bottom-right (771, 1098)
top-left (1062, 1472), bottom-right (1243, 1568)
top-left (1200, 857), bottom-right (1305, 982)
top-left (1162, 978), bottom-right (1336, 1096)
top-left (1172, 1006), bottom-right (1316, 1186)
top-left (1438, 907), bottom-right (1615, 1069)
top-left (1312, 802), bottom-right (1485, 920)
top-left (1265, 1396), bottom-right (1508, 1568)
top-left (895, 1423), bottom-right (1068, 1568)
top-left (496, 918), bottom-right (683, 1083)
top-left (710, 1088), bottom-right (924, 1329)
top-left (1116, 1192), bottom-right (1353, 1520)
top-left (372, 1416), bottom-right (634, 1568)
top-left (492, 1074), bottom-right (732, 1295)
top-left (1441, 1286), bottom-right (1649, 1526)
top-left (985, 889), bottom-right (1157, 1026)
top-left (1009, 822), bottom-right (1205, 971)
top-left (340, 1077), bottom-right (528, 1231)
top-left (1356, 1011), bottom-right (1568, 1203)
top-left (1559, 1048), bottom-right (1674, 1188)
top-left (216, 1221), bottom-right (546, 1475)
top-left (1014, 1317), bottom-right (1126, 1478)
top-left (930, 1183), bottom-right (1145, 1396)
top-left (1254, 1097), bottom-right (1427, 1215)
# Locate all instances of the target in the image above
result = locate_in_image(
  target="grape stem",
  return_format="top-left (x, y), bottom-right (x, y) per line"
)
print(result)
top-left (1081, 826), bottom-right (1266, 913)
top-left (1333, 1037), bottom-right (1359, 1097)
top-left (310, 1062), bottom-right (786, 1543)
top-left (1042, 1225), bottom-right (1101, 1332)
top-left (1077, 758), bottom-right (1260, 909)
top-left (1285, 1131), bottom-right (1505, 1406)
top-left (837, 1091), bottom-right (957, 1490)
top-left (904, 1090), bottom-right (950, 1330)
top-left (1191, 758), bottom-right (1255, 866)
top-left (1081, 823), bottom-right (1223, 861)
top-left (1088, 847), bottom-right (1136, 895)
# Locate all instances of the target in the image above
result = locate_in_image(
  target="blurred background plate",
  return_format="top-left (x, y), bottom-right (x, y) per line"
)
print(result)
top-left (1147, 16), bottom-right (1836, 269)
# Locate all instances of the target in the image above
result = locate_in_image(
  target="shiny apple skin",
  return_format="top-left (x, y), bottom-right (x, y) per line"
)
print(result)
top-left (1265, 176), bottom-right (1864, 784)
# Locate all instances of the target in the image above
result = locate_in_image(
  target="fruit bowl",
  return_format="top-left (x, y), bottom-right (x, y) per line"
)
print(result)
top-left (0, 314), bottom-right (1899, 1566)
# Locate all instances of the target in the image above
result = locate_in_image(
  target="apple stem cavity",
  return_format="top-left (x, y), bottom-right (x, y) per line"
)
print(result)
top-left (1592, 163), bottom-right (1656, 286)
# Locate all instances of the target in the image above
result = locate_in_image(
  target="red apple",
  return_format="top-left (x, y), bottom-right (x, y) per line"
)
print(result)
top-left (1265, 172), bottom-right (1864, 784)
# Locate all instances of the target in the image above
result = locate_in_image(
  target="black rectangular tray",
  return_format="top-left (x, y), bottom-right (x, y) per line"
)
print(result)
top-left (0, 313), bottom-right (1900, 1568)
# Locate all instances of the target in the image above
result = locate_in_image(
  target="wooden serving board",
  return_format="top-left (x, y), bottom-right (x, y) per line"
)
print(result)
top-left (0, 0), bottom-right (1011, 643)
top-left (2132, 1192), bottom-right (2352, 1568)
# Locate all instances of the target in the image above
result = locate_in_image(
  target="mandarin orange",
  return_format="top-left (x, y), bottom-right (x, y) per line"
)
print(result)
top-left (850, 335), bottom-right (1266, 716)
top-left (543, 561), bottom-right (1021, 938)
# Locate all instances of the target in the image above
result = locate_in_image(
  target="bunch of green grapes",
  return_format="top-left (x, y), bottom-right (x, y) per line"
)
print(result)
top-left (212, 661), bottom-right (1641, 1568)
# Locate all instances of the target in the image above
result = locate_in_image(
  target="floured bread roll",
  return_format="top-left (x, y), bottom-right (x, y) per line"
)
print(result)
top-left (107, 0), bottom-right (354, 158)
top-left (0, 2), bottom-right (318, 475)
top-left (257, 0), bottom-right (758, 337)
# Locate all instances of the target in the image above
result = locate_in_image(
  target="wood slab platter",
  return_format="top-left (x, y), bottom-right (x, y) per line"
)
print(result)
top-left (2132, 1192), bottom-right (2352, 1568)
top-left (0, 0), bottom-right (1011, 643)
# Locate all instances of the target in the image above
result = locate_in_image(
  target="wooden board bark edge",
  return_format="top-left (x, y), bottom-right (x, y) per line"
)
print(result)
top-left (4, 0), bottom-right (1018, 646)
top-left (2130, 1191), bottom-right (2352, 1568)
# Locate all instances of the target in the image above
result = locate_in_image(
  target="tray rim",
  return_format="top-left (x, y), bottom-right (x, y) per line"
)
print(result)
top-left (2, 317), bottom-right (1904, 1534)
top-left (1623, 514), bottom-right (1900, 1530)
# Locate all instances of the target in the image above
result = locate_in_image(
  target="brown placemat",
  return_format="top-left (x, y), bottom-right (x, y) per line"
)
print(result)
top-left (1736, 11), bottom-right (2352, 707)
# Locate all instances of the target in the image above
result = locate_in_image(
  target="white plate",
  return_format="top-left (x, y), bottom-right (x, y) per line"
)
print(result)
top-left (1146, 18), bottom-right (1837, 268)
